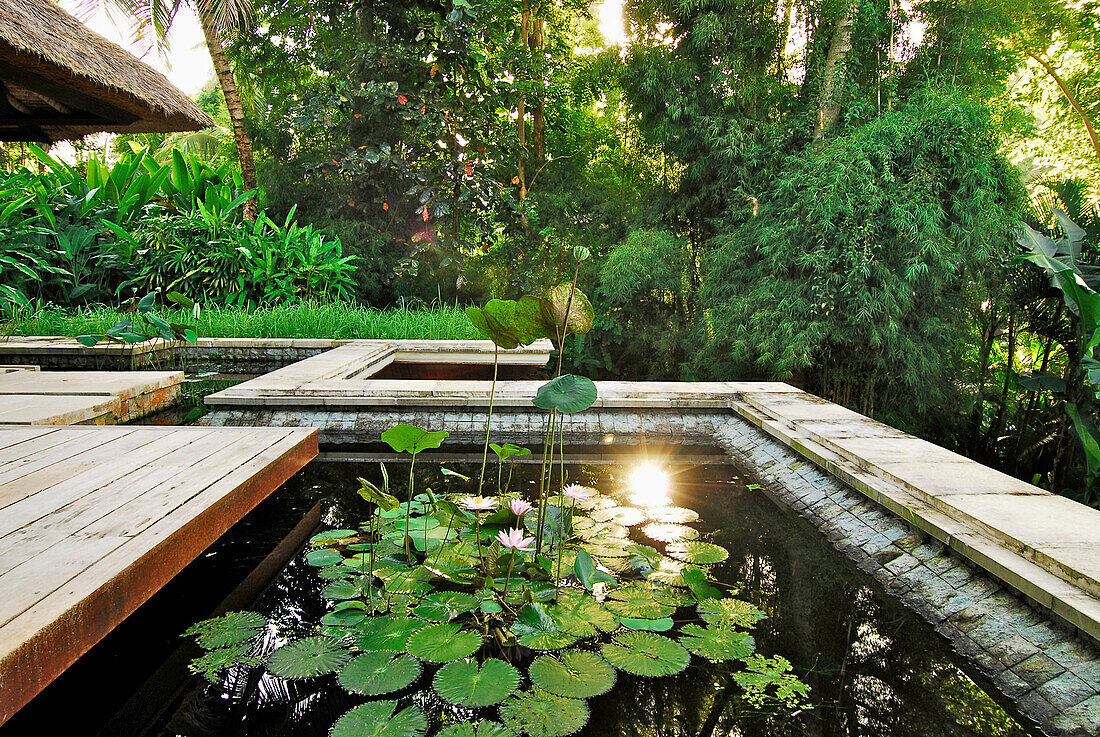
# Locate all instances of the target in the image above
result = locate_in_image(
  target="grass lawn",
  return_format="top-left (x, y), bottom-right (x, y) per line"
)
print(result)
top-left (3, 303), bottom-right (481, 341)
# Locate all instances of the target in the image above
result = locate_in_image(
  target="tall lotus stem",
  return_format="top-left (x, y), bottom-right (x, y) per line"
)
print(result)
top-left (502, 550), bottom-right (517, 599)
top-left (478, 345), bottom-right (499, 494)
top-left (368, 510), bottom-right (378, 611)
top-left (475, 515), bottom-right (485, 572)
top-left (535, 409), bottom-right (557, 557)
top-left (404, 455), bottom-right (416, 561)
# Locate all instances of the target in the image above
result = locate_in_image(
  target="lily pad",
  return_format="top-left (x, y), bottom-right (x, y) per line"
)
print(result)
top-left (339, 652), bottom-right (422, 695)
top-left (641, 522), bottom-right (700, 543)
top-left (355, 617), bottom-right (426, 652)
top-left (434, 658), bottom-right (520, 707)
top-left (666, 541), bottom-right (729, 564)
top-left (184, 611), bottom-right (265, 649)
top-left (696, 597), bottom-right (767, 628)
top-left (679, 623), bottom-right (755, 662)
top-left (406, 622), bottom-right (483, 662)
top-left (499, 690), bottom-right (590, 737)
top-left (600, 631), bottom-right (690, 677)
top-left (413, 591), bottom-right (478, 622)
top-left (331, 700), bottom-right (427, 737)
top-left (528, 651), bottom-right (617, 698)
top-left (266, 636), bottom-right (350, 679)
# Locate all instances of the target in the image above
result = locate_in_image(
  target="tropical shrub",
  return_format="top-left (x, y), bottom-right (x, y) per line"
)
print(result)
top-left (697, 93), bottom-right (1023, 433)
top-left (0, 146), bottom-right (356, 310)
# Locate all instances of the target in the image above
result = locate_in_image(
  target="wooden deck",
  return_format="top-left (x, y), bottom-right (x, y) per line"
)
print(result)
top-left (0, 424), bottom-right (318, 725)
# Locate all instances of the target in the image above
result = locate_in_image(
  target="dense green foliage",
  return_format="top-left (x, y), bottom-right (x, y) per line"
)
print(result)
top-left (0, 146), bottom-right (355, 312)
top-left (11, 0), bottom-right (1100, 499)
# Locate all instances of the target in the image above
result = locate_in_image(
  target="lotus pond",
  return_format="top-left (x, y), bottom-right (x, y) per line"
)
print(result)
top-left (144, 448), bottom-right (1033, 737)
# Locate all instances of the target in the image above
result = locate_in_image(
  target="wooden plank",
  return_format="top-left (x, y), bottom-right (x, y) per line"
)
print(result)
top-left (0, 429), bottom-right (203, 522)
top-left (0, 427), bottom-right (61, 453)
top-left (0, 430), bottom-right (242, 577)
top-left (0, 371), bottom-right (182, 402)
top-left (0, 427), bottom-right (317, 726)
top-left (0, 428), bottom-right (140, 489)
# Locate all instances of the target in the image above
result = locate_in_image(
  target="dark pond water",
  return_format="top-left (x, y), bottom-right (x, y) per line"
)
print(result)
top-left (165, 453), bottom-right (1033, 737)
top-left (0, 452), bottom-right (1035, 737)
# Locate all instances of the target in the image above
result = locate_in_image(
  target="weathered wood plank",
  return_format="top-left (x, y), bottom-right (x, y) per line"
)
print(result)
top-left (0, 425), bottom-right (318, 726)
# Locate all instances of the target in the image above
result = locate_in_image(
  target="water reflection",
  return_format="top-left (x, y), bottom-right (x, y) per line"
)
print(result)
top-left (159, 458), bottom-right (1032, 737)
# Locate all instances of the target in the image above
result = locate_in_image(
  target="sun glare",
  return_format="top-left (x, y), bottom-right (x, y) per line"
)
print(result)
top-left (628, 462), bottom-right (672, 507)
top-left (596, 0), bottom-right (627, 47)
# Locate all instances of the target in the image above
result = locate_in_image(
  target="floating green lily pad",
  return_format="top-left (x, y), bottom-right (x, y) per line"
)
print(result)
top-left (600, 631), bottom-right (690, 677)
top-left (434, 658), bottom-right (520, 707)
top-left (266, 636), bottom-right (350, 679)
top-left (339, 652), bottom-right (422, 695)
top-left (331, 700), bottom-right (427, 737)
top-left (499, 690), bottom-right (590, 737)
top-left (529, 651), bottom-right (617, 698)
top-left (406, 622), bottom-right (482, 662)
top-left (666, 541), bottom-right (730, 564)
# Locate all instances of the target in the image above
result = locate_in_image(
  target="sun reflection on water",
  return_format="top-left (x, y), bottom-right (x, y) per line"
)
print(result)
top-left (627, 462), bottom-right (672, 507)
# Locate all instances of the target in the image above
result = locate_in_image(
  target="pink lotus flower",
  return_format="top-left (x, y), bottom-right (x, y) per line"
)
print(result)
top-left (496, 527), bottom-right (535, 551)
top-left (562, 484), bottom-right (592, 502)
top-left (459, 495), bottom-right (496, 513)
top-left (509, 499), bottom-right (534, 517)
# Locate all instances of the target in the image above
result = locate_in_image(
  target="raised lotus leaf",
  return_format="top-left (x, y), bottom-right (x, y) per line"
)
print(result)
top-left (589, 506), bottom-right (646, 526)
top-left (621, 616), bottom-right (674, 631)
top-left (601, 631), bottom-right (690, 677)
top-left (499, 689), bottom-right (591, 737)
top-left (666, 541), bottom-right (730, 564)
top-left (647, 506), bottom-right (700, 524)
top-left (437, 721), bottom-right (518, 737)
top-left (413, 591), bottom-right (479, 622)
top-left (433, 658), bottom-right (521, 707)
top-left (330, 700), bottom-right (428, 737)
top-left (532, 374), bottom-right (598, 414)
top-left (528, 650), bottom-right (617, 698)
top-left (381, 424), bottom-right (449, 455)
top-left (184, 610), bottom-right (265, 650)
top-left (696, 597), bottom-right (767, 628)
top-left (266, 636), bottom-right (351, 679)
top-left (549, 590), bottom-right (619, 636)
top-left (542, 282), bottom-right (595, 336)
top-left (406, 622), bottom-right (483, 662)
top-left (338, 652), bottom-right (422, 695)
top-left (641, 522), bottom-right (700, 543)
top-left (355, 616), bottom-right (426, 652)
top-left (679, 623), bottom-right (755, 661)
top-left (187, 642), bottom-right (259, 681)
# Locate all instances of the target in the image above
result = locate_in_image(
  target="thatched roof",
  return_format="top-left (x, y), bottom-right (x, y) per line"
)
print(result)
top-left (0, 0), bottom-right (214, 143)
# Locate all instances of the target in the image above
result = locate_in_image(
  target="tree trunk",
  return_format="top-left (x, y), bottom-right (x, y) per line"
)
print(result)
top-left (197, 5), bottom-right (258, 221)
top-left (813, 0), bottom-right (857, 140)
top-left (531, 17), bottom-right (546, 166)
top-left (517, 4), bottom-right (530, 199)
top-left (1028, 51), bottom-right (1100, 166)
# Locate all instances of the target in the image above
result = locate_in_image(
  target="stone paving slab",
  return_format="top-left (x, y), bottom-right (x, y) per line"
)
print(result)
top-left (0, 371), bottom-right (182, 423)
top-left (0, 395), bottom-right (119, 425)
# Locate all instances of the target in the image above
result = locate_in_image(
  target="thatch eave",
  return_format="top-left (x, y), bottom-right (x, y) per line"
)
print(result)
top-left (0, 0), bottom-right (214, 143)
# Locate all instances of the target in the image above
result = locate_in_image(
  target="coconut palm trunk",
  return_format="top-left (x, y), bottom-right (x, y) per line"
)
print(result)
top-left (195, 2), bottom-right (258, 221)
